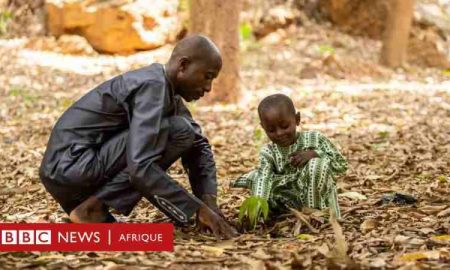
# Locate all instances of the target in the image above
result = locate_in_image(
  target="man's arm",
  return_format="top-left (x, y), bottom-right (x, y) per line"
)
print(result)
top-left (126, 80), bottom-right (203, 224)
top-left (176, 98), bottom-right (218, 198)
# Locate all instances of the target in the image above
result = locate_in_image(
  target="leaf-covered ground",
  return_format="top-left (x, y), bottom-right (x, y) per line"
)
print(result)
top-left (0, 24), bottom-right (449, 269)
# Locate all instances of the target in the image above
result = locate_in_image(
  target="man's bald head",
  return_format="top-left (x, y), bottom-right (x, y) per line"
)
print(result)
top-left (165, 35), bottom-right (222, 102)
top-left (168, 34), bottom-right (222, 65)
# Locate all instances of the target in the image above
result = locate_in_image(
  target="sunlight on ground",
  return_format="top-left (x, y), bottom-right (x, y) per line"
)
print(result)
top-left (1, 36), bottom-right (449, 269)
top-left (16, 45), bottom-right (173, 75)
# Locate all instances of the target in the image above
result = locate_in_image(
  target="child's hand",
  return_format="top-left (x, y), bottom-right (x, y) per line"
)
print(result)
top-left (239, 196), bottom-right (269, 230)
top-left (289, 150), bottom-right (319, 167)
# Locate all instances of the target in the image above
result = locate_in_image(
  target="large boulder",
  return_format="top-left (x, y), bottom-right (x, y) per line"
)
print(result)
top-left (319, 0), bottom-right (450, 68)
top-left (319, 0), bottom-right (450, 38)
top-left (45, 0), bottom-right (181, 54)
top-left (319, 0), bottom-right (388, 39)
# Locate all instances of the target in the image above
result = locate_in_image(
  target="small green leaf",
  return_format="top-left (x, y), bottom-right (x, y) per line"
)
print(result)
top-left (238, 198), bottom-right (250, 222)
top-left (178, 0), bottom-right (189, 12)
top-left (437, 175), bottom-right (448, 183)
top-left (261, 199), bottom-right (269, 220)
top-left (0, 11), bottom-right (12, 35)
top-left (239, 196), bottom-right (269, 230)
top-left (253, 128), bottom-right (264, 141)
top-left (9, 85), bottom-right (27, 97)
top-left (239, 22), bottom-right (253, 41)
top-left (371, 142), bottom-right (389, 150)
top-left (296, 234), bottom-right (313, 240)
top-left (247, 198), bottom-right (260, 229)
top-left (378, 131), bottom-right (389, 138)
top-left (317, 44), bottom-right (335, 54)
top-left (61, 98), bottom-right (74, 109)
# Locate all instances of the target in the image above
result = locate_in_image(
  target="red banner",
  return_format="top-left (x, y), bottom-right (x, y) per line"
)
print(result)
top-left (0, 223), bottom-right (174, 251)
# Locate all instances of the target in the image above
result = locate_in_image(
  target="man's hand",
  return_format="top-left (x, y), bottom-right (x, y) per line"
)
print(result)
top-left (289, 150), bottom-right (319, 167)
top-left (200, 194), bottom-right (224, 218)
top-left (197, 203), bottom-right (238, 239)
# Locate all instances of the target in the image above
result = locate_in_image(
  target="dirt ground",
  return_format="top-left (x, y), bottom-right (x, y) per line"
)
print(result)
top-left (0, 23), bottom-right (449, 269)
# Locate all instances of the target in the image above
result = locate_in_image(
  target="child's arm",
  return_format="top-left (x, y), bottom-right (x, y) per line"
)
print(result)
top-left (291, 131), bottom-right (347, 175)
top-left (303, 131), bottom-right (347, 174)
top-left (250, 147), bottom-right (274, 200)
top-left (289, 149), bottom-right (319, 167)
top-left (315, 132), bottom-right (347, 174)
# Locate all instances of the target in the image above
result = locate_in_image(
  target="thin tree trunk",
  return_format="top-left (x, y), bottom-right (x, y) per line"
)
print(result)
top-left (380, 0), bottom-right (415, 67)
top-left (190, 0), bottom-right (241, 103)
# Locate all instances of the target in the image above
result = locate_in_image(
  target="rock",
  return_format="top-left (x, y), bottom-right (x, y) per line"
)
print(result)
top-left (319, 0), bottom-right (388, 39)
top-left (322, 54), bottom-right (389, 79)
top-left (415, 2), bottom-right (450, 33)
top-left (408, 29), bottom-right (450, 69)
top-left (320, 0), bottom-right (450, 38)
top-left (25, 34), bottom-right (97, 55)
top-left (45, 0), bottom-right (181, 54)
top-left (254, 4), bottom-right (300, 38)
top-left (300, 66), bottom-right (321, 79)
top-left (57, 34), bottom-right (96, 55)
top-left (319, 0), bottom-right (450, 69)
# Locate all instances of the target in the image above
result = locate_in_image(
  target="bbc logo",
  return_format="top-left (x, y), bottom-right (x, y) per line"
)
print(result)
top-left (1, 230), bottom-right (51, 245)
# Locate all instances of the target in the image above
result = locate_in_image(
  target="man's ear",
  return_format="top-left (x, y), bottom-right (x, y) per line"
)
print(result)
top-left (295, 111), bottom-right (301, 125)
top-left (178, 56), bottom-right (190, 73)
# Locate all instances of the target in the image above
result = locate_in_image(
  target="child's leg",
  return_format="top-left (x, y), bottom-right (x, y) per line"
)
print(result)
top-left (232, 171), bottom-right (257, 188)
top-left (327, 184), bottom-right (341, 219)
top-left (299, 157), bottom-right (341, 218)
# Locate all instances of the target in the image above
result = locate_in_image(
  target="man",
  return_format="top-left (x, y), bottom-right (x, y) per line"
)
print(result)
top-left (39, 35), bottom-right (237, 239)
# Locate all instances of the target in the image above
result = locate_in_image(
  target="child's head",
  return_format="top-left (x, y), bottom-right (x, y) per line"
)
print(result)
top-left (166, 34), bottom-right (222, 102)
top-left (258, 94), bottom-right (300, 147)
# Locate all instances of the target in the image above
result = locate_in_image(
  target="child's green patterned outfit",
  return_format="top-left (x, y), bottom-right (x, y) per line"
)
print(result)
top-left (233, 131), bottom-right (347, 218)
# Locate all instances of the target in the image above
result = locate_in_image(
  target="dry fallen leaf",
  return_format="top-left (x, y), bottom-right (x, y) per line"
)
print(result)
top-left (360, 218), bottom-right (378, 233)
top-left (339, 191), bottom-right (368, 201)
top-left (236, 255), bottom-right (266, 270)
top-left (397, 251), bottom-right (441, 262)
top-left (431, 235), bottom-right (450, 243)
top-left (201, 246), bottom-right (225, 257)
top-left (35, 254), bottom-right (66, 261)
top-left (370, 257), bottom-right (387, 268)
top-left (252, 248), bottom-right (272, 260)
top-left (437, 207), bottom-right (450, 217)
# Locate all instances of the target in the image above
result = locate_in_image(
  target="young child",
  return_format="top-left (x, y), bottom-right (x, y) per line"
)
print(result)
top-left (233, 94), bottom-right (347, 220)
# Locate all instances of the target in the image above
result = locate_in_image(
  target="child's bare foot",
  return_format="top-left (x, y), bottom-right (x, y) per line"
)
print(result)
top-left (69, 196), bottom-right (110, 223)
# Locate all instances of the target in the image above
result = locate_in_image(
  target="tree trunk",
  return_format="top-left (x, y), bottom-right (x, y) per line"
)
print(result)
top-left (380, 0), bottom-right (414, 67)
top-left (189, 0), bottom-right (241, 103)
